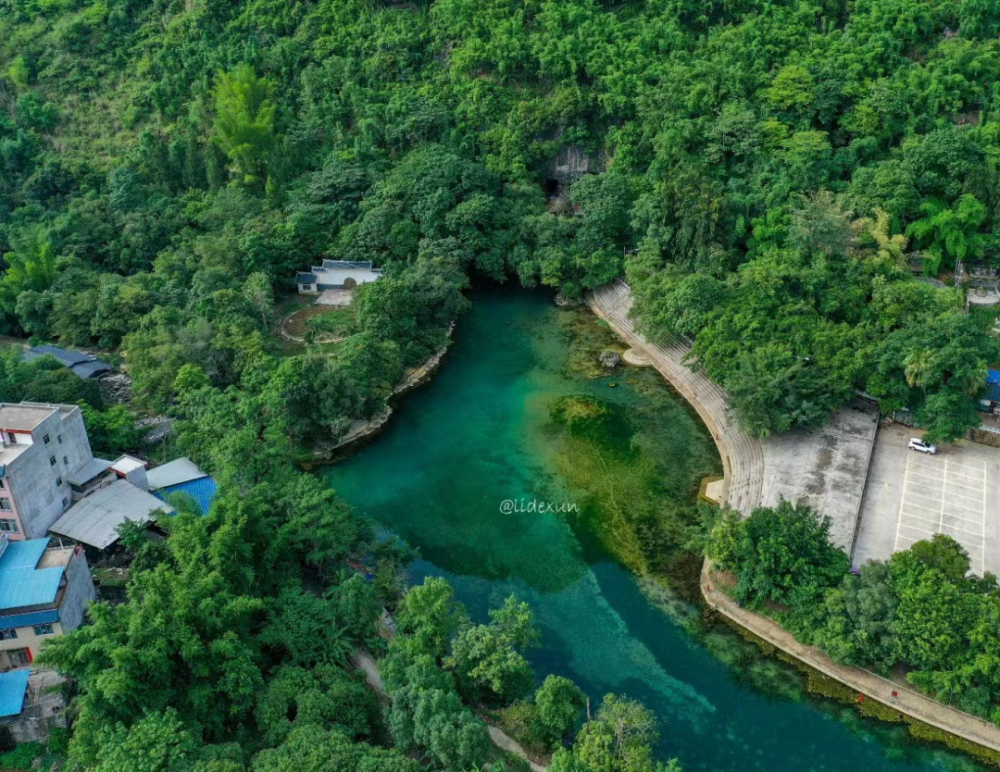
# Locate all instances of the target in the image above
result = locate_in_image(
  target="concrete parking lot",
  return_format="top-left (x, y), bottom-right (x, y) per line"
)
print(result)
top-left (853, 423), bottom-right (1000, 576)
top-left (761, 400), bottom-right (878, 551)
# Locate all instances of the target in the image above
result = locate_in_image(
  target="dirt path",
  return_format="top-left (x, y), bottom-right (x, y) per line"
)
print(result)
top-left (352, 648), bottom-right (547, 771)
top-left (702, 561), bottom-right (1000, 754)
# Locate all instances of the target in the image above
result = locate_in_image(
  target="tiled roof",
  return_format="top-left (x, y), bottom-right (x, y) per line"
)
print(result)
top-left (22, 346), bottom-right (110, 380)
top-left (71, 361), bottom-right (112, 379)
top-left (0, 670), bottom-right (30, 718)
top-left (0, 539), bottom-right (63, 611)
top-left (319, 260), bottom-right (380, 271)
top-left (23, 346), bottom-right (92, 366)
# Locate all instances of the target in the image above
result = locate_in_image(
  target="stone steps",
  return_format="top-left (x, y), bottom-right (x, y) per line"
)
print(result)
top-left (591, 281), bottom-right (764, 514)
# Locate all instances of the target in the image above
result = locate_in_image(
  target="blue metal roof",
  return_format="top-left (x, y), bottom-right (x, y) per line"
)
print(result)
top-left (296, 273), bottom-right (317, 284)
top-left (986, 383), bottom-right (1000, 402)
top-left (989, 369), bottom-right (1000, 386)
top-left (0, 539), bottom-right (64, 611)
top-left (0, 670), bottom-right (30, 718)
top-left (155, 477), bottom-right (217, 515)
top-left (0, 608), bottom-right (59, 629)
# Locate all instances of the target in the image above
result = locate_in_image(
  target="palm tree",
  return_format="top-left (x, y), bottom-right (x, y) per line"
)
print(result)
top-left (905, 195), bottom-right (987, 275)
top-left (904, 349), bottom-right (935, 392)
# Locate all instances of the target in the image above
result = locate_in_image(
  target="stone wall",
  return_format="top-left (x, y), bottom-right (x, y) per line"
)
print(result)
top-left (969, 427), bottom-right (1000, 448)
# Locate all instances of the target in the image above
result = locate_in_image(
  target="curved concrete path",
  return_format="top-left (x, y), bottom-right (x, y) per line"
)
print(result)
top-left (590, 280), bottom-right (1000, 756)
top-left (589, 280), bottom-right (765, 514)
top-left (702, 561), bottom-right (1000, 753)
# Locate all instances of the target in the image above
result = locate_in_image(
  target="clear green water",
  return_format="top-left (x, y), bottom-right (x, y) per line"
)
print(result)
top-left (325, 287), bottom-right (987, 772)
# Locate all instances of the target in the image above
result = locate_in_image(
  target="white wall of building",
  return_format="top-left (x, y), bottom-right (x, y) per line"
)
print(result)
top-left (4, 408), bottom-right (94, 539)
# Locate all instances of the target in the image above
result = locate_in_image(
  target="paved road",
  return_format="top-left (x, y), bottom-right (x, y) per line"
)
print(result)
top-left (590, 281), bottom-right (875, 546)
top-left (591, 281), bottom-right (1000, 754)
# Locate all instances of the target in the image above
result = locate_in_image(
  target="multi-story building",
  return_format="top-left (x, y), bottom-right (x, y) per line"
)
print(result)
top-left (0, 534), bottom-right (96, 670)
top-left (0, 403), bottom-right (95, 540)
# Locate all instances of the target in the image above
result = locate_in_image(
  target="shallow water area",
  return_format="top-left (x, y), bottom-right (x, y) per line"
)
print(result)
top-left (326, 287), bottom-right (987, 772)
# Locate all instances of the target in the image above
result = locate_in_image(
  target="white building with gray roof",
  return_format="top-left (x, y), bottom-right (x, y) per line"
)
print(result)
top-left (296, 260), bottom-right (383, 293)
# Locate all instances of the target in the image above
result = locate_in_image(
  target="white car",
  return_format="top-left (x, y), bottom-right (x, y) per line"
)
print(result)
top-left (908, 438), bottom-right (937, 454)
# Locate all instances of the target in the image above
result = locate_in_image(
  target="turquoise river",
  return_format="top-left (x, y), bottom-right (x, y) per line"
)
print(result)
top-left (325, 287), bottom-right (987, 772)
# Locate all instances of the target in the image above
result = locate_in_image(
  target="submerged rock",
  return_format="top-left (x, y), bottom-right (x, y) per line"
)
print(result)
top-left (599, 350), bottom-right (620, 369)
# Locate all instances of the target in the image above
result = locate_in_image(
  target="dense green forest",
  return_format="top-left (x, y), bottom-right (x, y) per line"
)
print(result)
top-left (4, 332), bottom-right (676, 770)
top-left (4, 0), bottom-right (1000, 767)
top-left (3, 0), bottom-right (1000, 441)
top-left (709, 504), bottom-right (1000, 730)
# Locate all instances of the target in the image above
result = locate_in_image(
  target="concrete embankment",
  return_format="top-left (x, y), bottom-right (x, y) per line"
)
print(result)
top-left (702, 561), bottom-right (1000, 757)
top-left (588, 280), bottom-right (765, 514)
top-left (589, 280), bottom-right (1000, 759)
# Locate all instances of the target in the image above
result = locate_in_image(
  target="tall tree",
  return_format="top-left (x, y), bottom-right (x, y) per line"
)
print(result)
top-left (212, 65), bottom-right (276, 187)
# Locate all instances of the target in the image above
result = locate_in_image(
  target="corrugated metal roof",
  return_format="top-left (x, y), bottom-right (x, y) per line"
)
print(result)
top-left (0, 539), bottom-right (63, 611)
top-left (22, 347), bottom-right (110, 379)
top-left (23, 346), bottom-right (91, 366)
top-left (0, 608), bottom-right (59, 629)
top-left (68, 458), bottom-right (113, 486)
top-left (296, 272), bottom-right (317, 283)
top-left (0, 670), bottom-right (30, 718)
top-left (155, 477), bottom-right (217, 515)
top-left (71, 361), bottom-right (112, 379)
top-left (146, 458), bottom-right (207, 490)
top-left (49, 480), bottom-right (174, 550)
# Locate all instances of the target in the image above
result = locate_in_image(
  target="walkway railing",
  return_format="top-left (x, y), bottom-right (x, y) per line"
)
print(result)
top-left (591, 280), bottom-right (1000, 757)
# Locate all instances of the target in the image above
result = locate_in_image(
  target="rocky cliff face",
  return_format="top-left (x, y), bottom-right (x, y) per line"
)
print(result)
top-left (546, 143), bottom-right (607, 188)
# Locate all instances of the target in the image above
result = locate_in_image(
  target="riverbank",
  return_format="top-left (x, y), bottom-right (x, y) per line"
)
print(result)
top-left (588, 281), bottom-right (765, 514)
top-left (588, 280), bottom-right (1000, 763)
top-left (321, 324), bottom-right (455, 457)
top-left (702, 560), bottom-right (1000, 764)
top-left (328, 287), bottom-right (987, 771)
